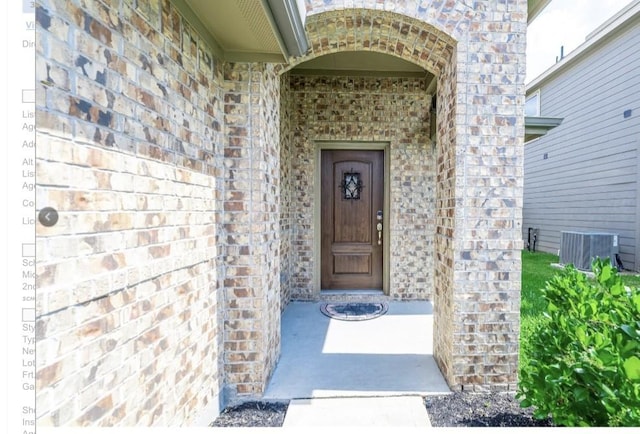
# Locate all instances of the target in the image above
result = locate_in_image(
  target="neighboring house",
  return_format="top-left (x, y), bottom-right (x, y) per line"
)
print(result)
top-left (524, 0), bottom-right (640, 272)
top-left (35, 0), bottom-right (548, 427)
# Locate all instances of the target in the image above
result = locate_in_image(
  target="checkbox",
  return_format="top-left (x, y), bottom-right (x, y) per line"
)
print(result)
top-left (22, 308), bottom-right (35, 322)
top-left (22, 89), bottom-right (35, 103)
top-left (22, 243), bottom-right (35, 257)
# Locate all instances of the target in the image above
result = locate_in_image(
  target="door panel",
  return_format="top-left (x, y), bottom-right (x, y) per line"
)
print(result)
top-left (321, 150), bottom-right (384, 289)
top-left (333, 254), bottom-right (370, 275)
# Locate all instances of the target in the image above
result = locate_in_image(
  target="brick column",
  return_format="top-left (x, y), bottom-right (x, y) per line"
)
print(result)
top-left (435, 0), bottom-right (527, 392)
top-left (222, 62), bottom-right (281, 400)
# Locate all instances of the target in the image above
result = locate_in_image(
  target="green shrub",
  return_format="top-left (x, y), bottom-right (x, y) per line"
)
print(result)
top-left (517, 259), bottom-right (640, 427)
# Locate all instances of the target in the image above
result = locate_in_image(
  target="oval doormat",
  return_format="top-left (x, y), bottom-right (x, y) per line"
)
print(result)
top-left (320, 302), bottom-right (388, 321)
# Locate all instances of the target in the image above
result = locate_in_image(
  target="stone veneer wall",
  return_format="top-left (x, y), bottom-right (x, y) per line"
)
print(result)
top-left (35, 0), bottom-right (225, 425)
top-left (284, 74), bottom-right (435, 299)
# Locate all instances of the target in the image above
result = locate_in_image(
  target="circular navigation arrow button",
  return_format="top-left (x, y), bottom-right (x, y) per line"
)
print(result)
top-left (38, 207), bottom-right (59, 227)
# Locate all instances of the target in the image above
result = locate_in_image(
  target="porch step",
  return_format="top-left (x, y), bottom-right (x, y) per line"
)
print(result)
top-left (318, 289), bottom-right (390, 303)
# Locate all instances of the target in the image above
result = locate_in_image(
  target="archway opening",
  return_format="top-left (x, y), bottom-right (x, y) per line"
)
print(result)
top-left (275, 8), bottom-right (459, 392)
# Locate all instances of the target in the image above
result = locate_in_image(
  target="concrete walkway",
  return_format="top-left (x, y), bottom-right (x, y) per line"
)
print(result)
top-left (264, 300), bottom-right (451, 426)
top-left (283, 396), bottom-right (432, 427)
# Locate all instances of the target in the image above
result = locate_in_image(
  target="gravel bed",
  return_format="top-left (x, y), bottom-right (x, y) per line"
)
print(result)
top-left (210, 393), bottom-right (555, 427)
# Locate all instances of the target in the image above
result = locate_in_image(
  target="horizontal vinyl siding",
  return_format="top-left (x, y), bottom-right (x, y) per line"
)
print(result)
top-left (524, 20), bottom-right (640, 271)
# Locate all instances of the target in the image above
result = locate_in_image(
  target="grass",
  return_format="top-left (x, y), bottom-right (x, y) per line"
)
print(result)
top-left (620, 272), bottom-right (640, 288)
top-left (519, 250), bottom-right (640, 370)
top-left (520, 250), bottom-right (560, 370)
top-left (520, 250), bottom-right (559, 319)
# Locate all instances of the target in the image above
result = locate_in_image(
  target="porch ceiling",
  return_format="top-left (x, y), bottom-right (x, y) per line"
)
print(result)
top-left (290, 51), bottom-right (432, 78)
top-left (173, 0), bottom-right (552, 70)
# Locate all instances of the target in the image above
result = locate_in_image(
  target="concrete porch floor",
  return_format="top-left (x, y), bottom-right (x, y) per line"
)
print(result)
top-left (263, 300), bottom-right (451, 426)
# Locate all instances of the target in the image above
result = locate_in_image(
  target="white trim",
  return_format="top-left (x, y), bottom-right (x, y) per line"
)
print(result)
top-left (263, 0), bottom-right (310, 57)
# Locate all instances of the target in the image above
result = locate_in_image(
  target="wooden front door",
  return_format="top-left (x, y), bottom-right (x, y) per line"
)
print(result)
top-left (321, 150), bottom-right (384, 289)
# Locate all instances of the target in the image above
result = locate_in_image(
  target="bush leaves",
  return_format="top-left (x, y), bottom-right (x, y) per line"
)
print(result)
top-left (517, 259), bottom-right (640, 427)
top-left (623, 356), bottom-right (640, 381)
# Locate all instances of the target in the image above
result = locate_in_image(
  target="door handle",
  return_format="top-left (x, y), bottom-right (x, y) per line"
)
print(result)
top-left (376, 210), bottom-right (383, 245)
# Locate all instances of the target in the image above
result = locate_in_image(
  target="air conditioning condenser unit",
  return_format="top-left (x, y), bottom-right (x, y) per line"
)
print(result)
top-left (559, 231), bottom-right (619, 271)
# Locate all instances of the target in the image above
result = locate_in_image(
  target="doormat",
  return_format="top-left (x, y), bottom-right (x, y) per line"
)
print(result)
top-left (320, 302), bottom-right (388, 321)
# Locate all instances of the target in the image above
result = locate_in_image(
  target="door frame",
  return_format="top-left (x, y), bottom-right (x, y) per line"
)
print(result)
top-left (314, 141), bottom-right (391, 295)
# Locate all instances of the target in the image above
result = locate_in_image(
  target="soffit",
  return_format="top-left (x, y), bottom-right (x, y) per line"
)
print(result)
top-left (528, 0), bottom-right (552, 23)
top-left (186, 0), bottom-right (281, 54)
top-left (178, 0), bottom-right (287, 62)
top-left (177, 0), bottom-right (550, 68)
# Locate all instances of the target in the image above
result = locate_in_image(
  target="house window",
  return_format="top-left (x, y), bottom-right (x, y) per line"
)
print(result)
top-left (340, 170), bottom-right (363, 200)
top-left (525, 90), bottom-right (540, 116)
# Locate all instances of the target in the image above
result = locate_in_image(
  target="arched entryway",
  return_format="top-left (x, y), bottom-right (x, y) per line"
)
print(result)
top-left (222, 1), bottom-right (526, 401)
top-left (278, 9), bottom-right (456, 304)
top-left (274, 5), bottom-right (463, 392)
